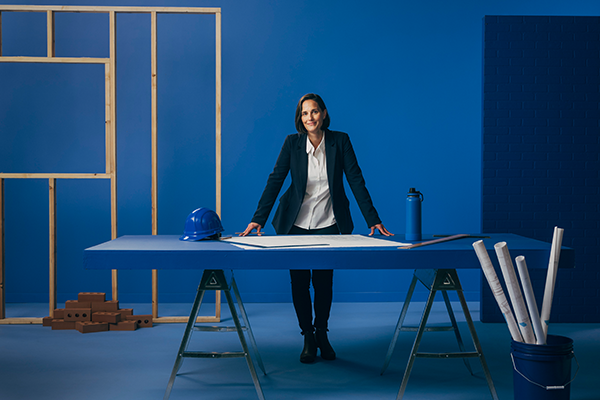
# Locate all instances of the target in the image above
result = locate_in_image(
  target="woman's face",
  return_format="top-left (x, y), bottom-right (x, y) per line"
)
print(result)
top-left (301, 100), bottom-right (327, 135)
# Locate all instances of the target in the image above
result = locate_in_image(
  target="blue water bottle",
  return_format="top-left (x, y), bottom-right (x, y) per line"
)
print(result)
top-left (406, 188), bottom-right (423, 241)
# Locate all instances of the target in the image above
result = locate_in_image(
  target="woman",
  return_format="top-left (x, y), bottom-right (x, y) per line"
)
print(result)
top-left (240, 93), bottom-right (392, 363)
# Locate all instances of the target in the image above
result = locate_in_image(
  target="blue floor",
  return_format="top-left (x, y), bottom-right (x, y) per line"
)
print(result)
top-left (1, 302), bottom-right (598, 400)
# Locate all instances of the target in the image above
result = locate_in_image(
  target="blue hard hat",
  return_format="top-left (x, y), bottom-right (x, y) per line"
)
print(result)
top-left (179, 207), bottom-right (224, 241)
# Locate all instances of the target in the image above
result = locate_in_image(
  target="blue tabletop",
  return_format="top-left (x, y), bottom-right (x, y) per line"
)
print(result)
top-left (84, 234), bottom-right (574, 271)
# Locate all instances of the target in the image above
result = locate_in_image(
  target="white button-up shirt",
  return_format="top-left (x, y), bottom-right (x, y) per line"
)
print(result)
top-left (294, 132), bottom-right (336, 230)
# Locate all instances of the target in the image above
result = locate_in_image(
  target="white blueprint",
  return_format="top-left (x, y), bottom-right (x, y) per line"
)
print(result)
top-left (224, 234), bottom-right (409, 249)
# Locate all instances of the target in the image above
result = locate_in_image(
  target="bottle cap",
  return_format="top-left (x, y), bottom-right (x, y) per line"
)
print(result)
top-left (407, 188), bottom-right (423, 200)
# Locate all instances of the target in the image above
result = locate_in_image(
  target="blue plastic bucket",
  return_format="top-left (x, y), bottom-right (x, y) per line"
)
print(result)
top-left (511, 335), bottom-right (577, 400)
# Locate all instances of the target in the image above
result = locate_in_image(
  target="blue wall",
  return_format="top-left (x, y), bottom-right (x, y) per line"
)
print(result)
top-left (1, 0), bottom-right (599, 305)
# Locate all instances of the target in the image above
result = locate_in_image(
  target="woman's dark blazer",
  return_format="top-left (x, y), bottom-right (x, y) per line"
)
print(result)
top-left (251, 129), bottom-right (381, 235)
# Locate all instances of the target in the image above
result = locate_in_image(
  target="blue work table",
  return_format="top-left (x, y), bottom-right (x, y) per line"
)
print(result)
top-left (84, 233), bottom-right (573, 271)
top-left (83, 233), bottom-right (574, 400)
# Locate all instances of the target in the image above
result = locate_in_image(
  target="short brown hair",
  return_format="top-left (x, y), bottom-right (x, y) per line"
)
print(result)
top-left (294, 93), bottom-right (330, 134)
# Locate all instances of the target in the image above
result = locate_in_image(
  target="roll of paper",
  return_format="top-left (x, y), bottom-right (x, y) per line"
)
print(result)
top-left (540, 227), bottom-right (564, 338)
top-left (515, 255), bottom-right (545, 345)
top-left (494, 242), bottom-right (536, 344)
top-left (472, 240), bottom-right (523, 342)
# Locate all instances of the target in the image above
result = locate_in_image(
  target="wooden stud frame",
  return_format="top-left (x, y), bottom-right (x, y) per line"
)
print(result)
top-left (0, 5), bottom-right (222, 324)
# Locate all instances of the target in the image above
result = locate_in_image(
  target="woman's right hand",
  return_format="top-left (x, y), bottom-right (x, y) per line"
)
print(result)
top-left (240, 222), bottom-right (263, 236)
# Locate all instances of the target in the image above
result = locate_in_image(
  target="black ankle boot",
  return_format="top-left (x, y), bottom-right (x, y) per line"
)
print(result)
top-left (315, 328), bottom-right (336, 360)
top-left (300, 331), bottom-right (317, 364)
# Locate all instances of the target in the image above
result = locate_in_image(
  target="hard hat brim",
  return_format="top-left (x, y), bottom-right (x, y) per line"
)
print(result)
top-left (179, 228), bottom-right (223, 241)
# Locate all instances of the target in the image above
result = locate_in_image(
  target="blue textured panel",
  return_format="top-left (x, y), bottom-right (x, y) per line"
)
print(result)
top-left (483, 16), bottom-right (600, 322)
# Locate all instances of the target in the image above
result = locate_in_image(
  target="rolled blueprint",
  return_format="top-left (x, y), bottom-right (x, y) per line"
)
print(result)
top-left (515, 256), bottom-right (545, 345)
top-left (494, 242), bottom-right (536, 344)
top-left (472, 240), bottom-right (523, 342)
top-left (540, 226), bottom-right (564, 339)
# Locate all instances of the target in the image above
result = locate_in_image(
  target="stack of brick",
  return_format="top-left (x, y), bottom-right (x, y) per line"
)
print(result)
top-left (42, 292), bottom-right (153, 333)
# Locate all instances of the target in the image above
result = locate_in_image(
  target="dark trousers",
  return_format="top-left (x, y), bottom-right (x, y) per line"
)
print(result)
top-left (288, 224), bottom-right (339, 334)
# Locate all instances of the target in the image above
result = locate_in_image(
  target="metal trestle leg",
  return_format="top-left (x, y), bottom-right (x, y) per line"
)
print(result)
top-left (164, 269), bottom-right (266, 400)
top-left (381, 269), bottom-right (498, 400)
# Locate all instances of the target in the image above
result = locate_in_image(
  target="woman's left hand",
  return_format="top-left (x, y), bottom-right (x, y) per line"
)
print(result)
top-left (369, 223), bottom-right (394, 236)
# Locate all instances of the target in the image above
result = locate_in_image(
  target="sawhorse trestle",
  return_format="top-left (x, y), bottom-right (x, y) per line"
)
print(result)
top-left (381, 269), bottom-right (498, 400)
top-left (163, 269), bottom-right (266, 400)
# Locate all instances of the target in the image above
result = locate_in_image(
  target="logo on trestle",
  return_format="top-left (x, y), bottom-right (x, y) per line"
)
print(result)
top-left (200, 270), bottom-right (228, 290)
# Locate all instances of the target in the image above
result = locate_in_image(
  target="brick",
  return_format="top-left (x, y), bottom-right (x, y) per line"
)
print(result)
top-left (510, 23), bottom-right (536, 33)
top-left (511, 41), bottom-right (535, 49)
top-left (485, 57), bottom-right (510, 67)
top-left (497, 203), bottom-right (522, 212)
top-left (497, 118), bottom-right (522, 127)
top-left (510, 109), bottom-right (535, 118)
top-left (495, 186), bottom-right (522, 195)
top-left (91, 300), bottom-right (119, 312)
top-left (483, 117), bottom-right (497, 127)
top-left (485, 93), bottom-right (510, 101)
top-left (92, 312), bottom-right (121, 324)
top-left (535, 93), bottom-right (561, 102)
top-left (485, 40), bottom-right (510, 49)
top-left (522, 101), bottom-right (547, 110)
top-left (485, 109), bottom-right (509, 118)
top-left (76, 321), bottom-right (109, 334)
top-left (78, 292), bottom-right (106, 303)
top-left (64, 308), bottom-right (92, 322)
top-left (509, 92), bottom-right (535, 101)
top-left (484, 75), bottom-right (509, 84)
top-left (118, 308), bottom-right (134, 317)
top-left (523, 83), bottom-right (551, 92)
top-left (498, 48), bottom-right (523, 59)
top-left (497, 83), bottom-right (523, 92)
top-left (498, 16), bottom-right (523, 24)
top-left (498, 32), bottom-right (524, 41)
top-left (562, 41), bottom-right (588, 50)
top-left (497, 65), bottom-right (523, 75)
top-left (53, 308), bottom-right (65, 319)
top-left (43, 316), bottom-right (54, 327)
top-left (126, 315), bottom-right (153, 328)
top-left (65, 300), bottom-right (91, 309)
top-left (522, 152), bottom-right (548, 161)
top-left (511, 57), bottom-right (537, 66)
top-left (51, 319), bottom-right (76, 330)
top-left (535, 42), bottom-right (563, 53)
top-left (536, 109), bottom-right (561, 118)
top-left (484, 83), bottom-right (498, 93)
top-left (524, 16), bottom-right (549, 24)
top-left (109, 320), bottom-right (138, 331)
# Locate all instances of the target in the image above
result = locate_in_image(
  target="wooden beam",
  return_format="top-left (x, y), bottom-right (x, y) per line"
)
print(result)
top-left (154, 316), bottom-right (220, 324)
top-left (0, 57), bottom-right (109, 64)
top-left (215, 11), bottom-right (222, 218)
top-left (214, 11), bottom-right (223, 320)
top-left (0, 179), bottom-right (4, 319)
top-left (0, 318), bottom-right (42, 325)
top-left (0, 173), bottom-right (110, 179)
top-left (0, 5), bottom-right (221, 14)
top-left (109, 10), bottom-right (118, 301)
top-left (47, 11), bottom-right (55, 57)
top-left (152, 270), bottom-right (158, 318)
top-left (215, 291), bottom-right (221, 321)
top-left (151, 11), bottom-right (159, 319)
top-left (105, 64), bottom-right (111, 175)
top-left (151, 11), bottom-right (158, 234)
top-left (0, 11), bottom-right (3, 57)
top-left (49, 179), bottom-right (57, 317)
